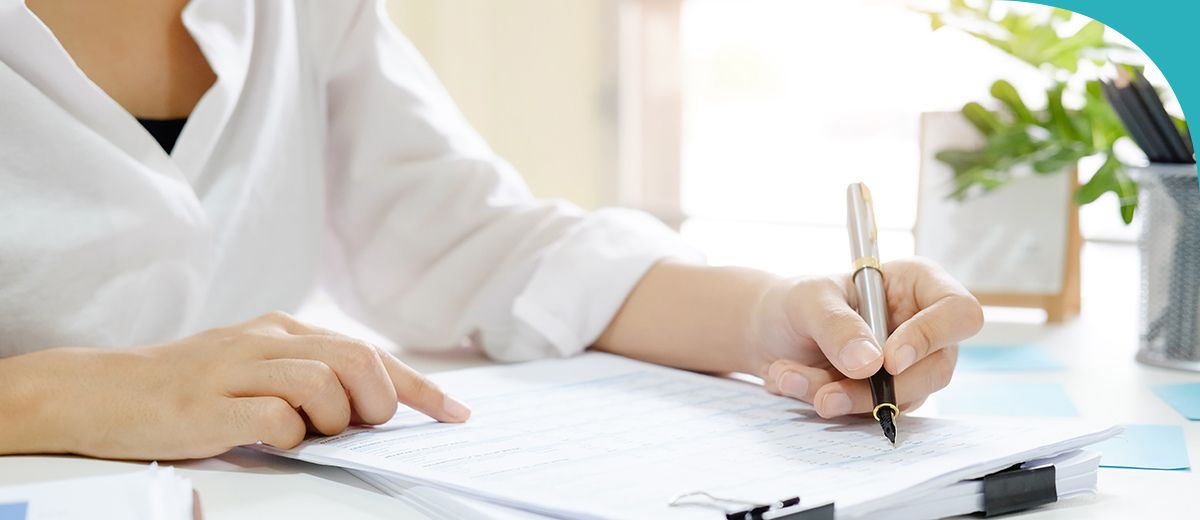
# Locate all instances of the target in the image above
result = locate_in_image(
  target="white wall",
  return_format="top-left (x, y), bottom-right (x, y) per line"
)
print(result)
top-left (386, 0), bottom-right (619, 209)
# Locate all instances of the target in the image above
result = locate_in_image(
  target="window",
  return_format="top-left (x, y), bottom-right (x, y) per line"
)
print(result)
top-left (675, 0), bottom-right (1153, 276)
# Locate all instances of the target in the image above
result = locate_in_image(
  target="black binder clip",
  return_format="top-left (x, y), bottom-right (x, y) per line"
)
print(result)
top-left (726, 498), bottom-right (834, 520)
top-left (668, 492), bottom-right (833, 520)
top-left (980, 463), bottom-right (1058, 517)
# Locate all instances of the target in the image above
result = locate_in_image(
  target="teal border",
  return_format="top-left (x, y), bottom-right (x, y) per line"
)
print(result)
top-left (1023, 0), bottom-right (1198, 187)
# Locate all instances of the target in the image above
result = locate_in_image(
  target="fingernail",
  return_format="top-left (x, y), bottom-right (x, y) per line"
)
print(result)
top-left (779, 372), bottom-right (809, 398)
top-left (893, 344), bottom-right (918, 373)
top-left (822, 392), bottom-right (853, 416)
top-left (840, 339), bottom-right (882, 371)
top-left (442, 395), bottom-right (471, 421)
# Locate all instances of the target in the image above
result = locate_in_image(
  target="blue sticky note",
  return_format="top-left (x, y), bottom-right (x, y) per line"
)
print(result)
top-left (1092, 424), bottom-right (1191, 470)
top-left (957, 345), bottom-right (1065, 372)
top-left (0, 502), bottom-right (27, 520)
top-left (935, 380), bottom-right (1078, 416)
top-left (1153, 383), bottom-right (1200, 420)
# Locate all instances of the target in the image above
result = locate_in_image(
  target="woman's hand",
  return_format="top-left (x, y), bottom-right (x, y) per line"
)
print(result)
top-left (750, 258), bottom-right (983, 418)
top-left (597, 257), bottom-right (982, 419)
top-left (2, 312), bottom-right (469, 460)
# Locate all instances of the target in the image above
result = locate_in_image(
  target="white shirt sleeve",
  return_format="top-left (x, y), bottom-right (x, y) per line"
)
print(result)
top-left (318, 1), bottom-right (702, 362)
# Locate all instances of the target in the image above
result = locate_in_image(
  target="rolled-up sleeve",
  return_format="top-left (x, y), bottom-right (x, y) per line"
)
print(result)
top-left (318, 1), bottom-right (702, 361)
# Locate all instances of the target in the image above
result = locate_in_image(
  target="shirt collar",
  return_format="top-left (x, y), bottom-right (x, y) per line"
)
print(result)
top-left (0, 0), bottom-right (255, 182)
top-left (172, 0), bottom-right (255, 178)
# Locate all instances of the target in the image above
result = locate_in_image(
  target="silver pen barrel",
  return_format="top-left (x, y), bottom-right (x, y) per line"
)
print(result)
top-left (847, 182), bottom-right (898, 444)
top-left (846, 183), bottom-right (888, 346)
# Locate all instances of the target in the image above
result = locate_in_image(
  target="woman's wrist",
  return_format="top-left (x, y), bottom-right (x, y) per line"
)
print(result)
top-left (742, 277), bottom-right (801, 375)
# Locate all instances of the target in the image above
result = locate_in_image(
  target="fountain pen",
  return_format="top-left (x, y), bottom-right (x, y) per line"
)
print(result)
top-left (846, 182), bottom-right (899, 445)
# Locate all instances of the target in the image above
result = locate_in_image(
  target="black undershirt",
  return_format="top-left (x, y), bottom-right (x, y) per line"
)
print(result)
top-left (136, 117), bottom-right (188, 154)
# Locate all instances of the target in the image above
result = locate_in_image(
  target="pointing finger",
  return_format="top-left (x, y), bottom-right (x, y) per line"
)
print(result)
top-left (378, 351), bottom-right (471, 423)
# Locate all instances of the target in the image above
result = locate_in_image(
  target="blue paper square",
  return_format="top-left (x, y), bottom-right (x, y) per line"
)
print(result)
top-left (0, 502), bottom-right (27, 520)
top-left (956, 345), bottom-right (1065, 372)
top-left (1153, 383), bottom-right (1200, 420)
top-left (935, 380), bottom-right (1078, 417)
top-left (1092, 424), bottom-right (1191, 470)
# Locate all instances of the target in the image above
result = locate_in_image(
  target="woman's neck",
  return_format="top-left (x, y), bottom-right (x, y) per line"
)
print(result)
top-left (26, 0), bottom-right (215, 119)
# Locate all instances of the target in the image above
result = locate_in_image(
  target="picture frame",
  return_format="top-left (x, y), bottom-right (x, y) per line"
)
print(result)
top-left (915, 111), bottom-right (1081, 322)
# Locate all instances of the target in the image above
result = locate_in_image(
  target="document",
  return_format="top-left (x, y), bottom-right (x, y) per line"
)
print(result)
top-left (261, 353), bottom-right (1118, 519)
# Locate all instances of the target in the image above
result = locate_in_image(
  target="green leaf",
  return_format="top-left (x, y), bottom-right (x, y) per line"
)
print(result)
top-left (936, 149), bottom-right (987, 172)
top-left (1075, 153), bottom-right (1117, 205)
top-left (969, 31), bottom-right (1016, 56)
top-left (1032, 145), bottom-right (1083, 174)
top-left (979, 126), bottom-right (1037, 164)
top-left (929, 12), bottom-right (945, 31)
top-left (1013, 24), bottom-right (1062, 68)
top-left (1074, 153), bottom-right (1138, 222)
top-left (1047, 50), bottom-right (1080, 73)
top-left (1172, 116), bottom-right (1190, 141)
top-left (990, 80), bottom-right (1037, 124)
top-left (1080, 80), bottom-right (1126, 148)
top-left (1113, 164), bottom-right (1138, 223)
top-left (961, 102), bottom-right (1003, 135)
top-left (999, 10), bottom-right (1034, 35)
top-left (1035, 20), bottom-right (1104, 72)
top-left (1044, 82), bottom-right (1080, 142)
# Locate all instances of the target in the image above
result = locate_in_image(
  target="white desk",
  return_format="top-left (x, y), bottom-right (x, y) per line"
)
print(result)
top-left (1, 242), bottom-right (1196, 519)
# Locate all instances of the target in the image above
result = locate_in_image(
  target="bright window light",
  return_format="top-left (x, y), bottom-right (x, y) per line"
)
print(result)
top-left (678, 0), bottom-right (1144, 275)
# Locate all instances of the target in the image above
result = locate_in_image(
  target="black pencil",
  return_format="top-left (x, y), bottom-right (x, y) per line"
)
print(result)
top-left (1129, 69), bottom-right (1191, 163)
top-left (1102, 80), bottom-right (1166, 162)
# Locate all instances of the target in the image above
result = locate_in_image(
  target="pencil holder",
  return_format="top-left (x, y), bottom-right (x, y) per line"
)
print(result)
top-left (1132, 163), bottom-right (1200, 372)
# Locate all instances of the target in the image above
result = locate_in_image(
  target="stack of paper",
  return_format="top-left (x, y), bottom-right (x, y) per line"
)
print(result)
top-left (260, 353), bottom-right (1119, 519)
top-left (0, 465), bottom-right (193, 520)
top-left (349, 471), bottom-right (545, 520)
top-left (345, 450), bottom-right (1103, 520)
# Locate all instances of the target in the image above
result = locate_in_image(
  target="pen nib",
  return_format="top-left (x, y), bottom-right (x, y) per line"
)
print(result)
top-left (877, 407), bottom-right (897, 447)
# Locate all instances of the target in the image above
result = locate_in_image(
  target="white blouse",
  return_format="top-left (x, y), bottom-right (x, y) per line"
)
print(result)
top-left (0, 0), bottom-right (699, 360)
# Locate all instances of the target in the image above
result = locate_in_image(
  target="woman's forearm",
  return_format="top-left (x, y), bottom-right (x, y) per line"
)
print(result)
top-left (593, 261), bottom-right (783, 375)
top-left (1, 312), bottom-right (472, 461)
top-left (597, 257), bottom-right (982, 420)
top-left (0, 349), bottom-right (75, 455)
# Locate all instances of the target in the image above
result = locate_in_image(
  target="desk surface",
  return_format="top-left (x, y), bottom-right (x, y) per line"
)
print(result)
top-left (1, 242), bottom-right (1196, 519)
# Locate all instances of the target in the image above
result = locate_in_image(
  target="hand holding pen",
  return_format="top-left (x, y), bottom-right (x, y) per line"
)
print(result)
top-left (747, 193), bottom-right (983, 432)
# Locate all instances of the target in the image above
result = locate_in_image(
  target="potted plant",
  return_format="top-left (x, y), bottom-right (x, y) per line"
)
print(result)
top-left (921, 1), bottom-right (1200, 366)
top-left (921, 0), bottom-right (1185, 224)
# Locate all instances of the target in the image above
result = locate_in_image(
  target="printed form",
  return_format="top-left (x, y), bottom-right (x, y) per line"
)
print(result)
top-left (262, 353), bottom-right (1117, 519)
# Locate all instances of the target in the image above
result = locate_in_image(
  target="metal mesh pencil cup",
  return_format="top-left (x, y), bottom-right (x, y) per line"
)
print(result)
top-left (1131, 163), bottom-right (1200, 372)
